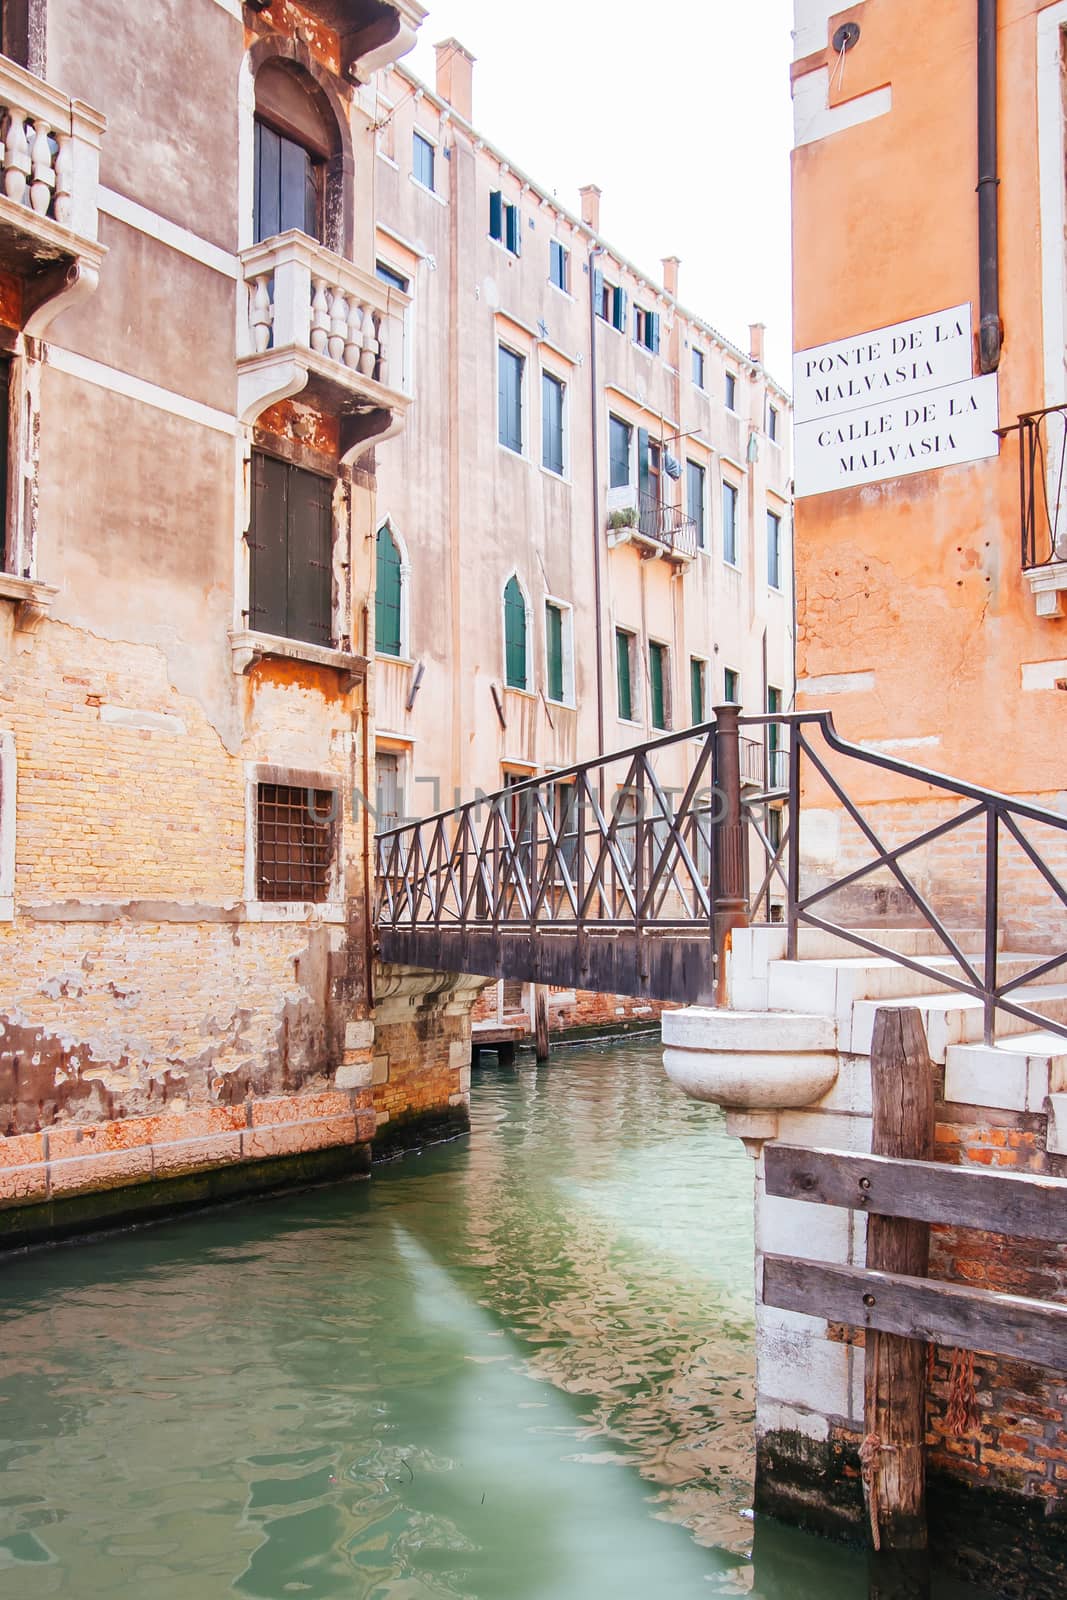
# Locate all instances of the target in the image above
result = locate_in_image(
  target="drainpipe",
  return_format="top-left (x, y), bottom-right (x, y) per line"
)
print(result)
top-left (977, 0), bottom-right (1002, 372)
top-left (588, 241), bottom-right (606, 765)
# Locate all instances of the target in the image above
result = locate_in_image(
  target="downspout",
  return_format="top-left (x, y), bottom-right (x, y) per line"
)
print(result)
top-left (588, 242), bottom-right (606, 763)
top-left (977, 0), bottom-right (1002, 372)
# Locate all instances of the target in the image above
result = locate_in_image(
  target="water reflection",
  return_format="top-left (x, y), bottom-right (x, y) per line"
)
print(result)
top-left (0, 1040), bottom-right (996, 1598)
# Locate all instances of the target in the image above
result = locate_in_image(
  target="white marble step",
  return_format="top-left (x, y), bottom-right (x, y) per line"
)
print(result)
top-left (767, 952), bottom-right (1067, 1023)
top-left (944, 1029), bottom-right (1067, 1112)
top-left (849, 984), bottom-right (1067, 1062)
top-left (730, 925), bottom-right (990, 1010)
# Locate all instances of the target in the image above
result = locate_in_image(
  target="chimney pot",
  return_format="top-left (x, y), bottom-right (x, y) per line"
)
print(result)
top-left (662, 256), bottom-right (681, 299)
top-left (435, 37), bottom-right (475, 123)
top-left (749, 321), bottom-right (766, 365)
top-left (579, 184), bottom-right (602, 233)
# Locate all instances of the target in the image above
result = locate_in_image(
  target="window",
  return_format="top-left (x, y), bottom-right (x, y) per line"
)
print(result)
top-left (633, 305), bottom-right (660, 354)
top-left (504, 576), bottom-right (528, 689)
top-left (413, 130), bottom-right (435, 191)
top-left (498, 346), bottom-right (524, 453)
top-left (550, 601), bottom-right (566, 700)
top-left (254, 118), bottom-right (321, 243)
top-left (609, 415), bottom-right (632, 488)
top-left (503, 770), bottom-right (534, 876)
top-left (686, 461), bottom-right (706, 549)
top-left (768, 686), bottom-right (785, 788)
top-left (376, 261), bottom-right (409, 293)
top-left (550, 239), bottom-right (569, 292)
top-left (768, 402), bottom-right (779, 443)
top-left (638, 430), bottom-right (662, 532)
top-left (692, 348), bottom-right (705, 389)
top-left (375, 525), bottom-right (403, 657)
top-left (725, 371), bottom-right (737, 412)
top-left (767, 510), bottom-right (782, 589)
top-left (250, 453), bottom-right (333, 647)
top-left (722, 479), bottom-right (739, 566)
top-left (542, 372), bottom-right (565, 476)
top-left (490, 190), bottom-right (521, 255)
top-left (724, 667), bottom-right (740, 705)
top-left (648, 641), bottom-right (669, 730)
top-left (595, 271), bottom-right (626, 332)
top-left (376, 750), bottom-right (404, 832)
top-left (615, 628), bottom-right (635, 721)
top-left (690, 658), bottom-right (706, 726)
top-left (256, 782), bottom-right (336, 903)
top-left (253, 62), bottom-right (335, 246)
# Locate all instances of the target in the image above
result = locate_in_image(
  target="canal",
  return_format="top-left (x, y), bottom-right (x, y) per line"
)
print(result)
top-left (0, 1038), bottom-right (995, 1598)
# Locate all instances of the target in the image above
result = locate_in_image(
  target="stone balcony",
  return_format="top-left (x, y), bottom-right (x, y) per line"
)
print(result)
top-left (246, 0), bottom-right (427, 81)
top-left (0, 58), bottom-right (106, 334)
top-left (237, 230), bottom-right (411, 455)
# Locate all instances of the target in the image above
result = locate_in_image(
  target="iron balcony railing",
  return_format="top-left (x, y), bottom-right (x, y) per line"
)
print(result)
top-left (637, 490), bottom-right (699, 560)
top-left (996, 403), bottom-right (1067, 569)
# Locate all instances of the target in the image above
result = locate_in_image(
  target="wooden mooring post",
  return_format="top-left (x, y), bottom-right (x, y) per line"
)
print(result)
top-left (535, 987), bottom-right (550, 1062)
top-left (865, 1006), bottom-right (933, 1596)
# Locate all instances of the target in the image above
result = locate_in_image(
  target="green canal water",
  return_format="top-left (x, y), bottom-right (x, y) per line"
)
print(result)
top-left (0, 1039), bottom-right (995, 1599)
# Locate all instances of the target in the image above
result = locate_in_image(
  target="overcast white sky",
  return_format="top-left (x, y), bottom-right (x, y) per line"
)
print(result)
top-left (408, 0), bottom-right (795, 383)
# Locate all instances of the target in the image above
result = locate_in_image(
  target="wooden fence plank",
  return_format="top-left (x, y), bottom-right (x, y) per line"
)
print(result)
top-left (762, 1254), bottom-right (1067, 1372)
top-left (764, 1144), bottom-right (1067, 1242)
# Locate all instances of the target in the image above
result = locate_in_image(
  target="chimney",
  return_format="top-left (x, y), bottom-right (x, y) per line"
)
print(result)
top-left (435, 38), bottom-right (475, 123)
top-left (662, 256), bottom-right (681, 299)
top-left (579, 184), bottom-right (602, 233)
top-left (749, 322), bottom-right (766, 365)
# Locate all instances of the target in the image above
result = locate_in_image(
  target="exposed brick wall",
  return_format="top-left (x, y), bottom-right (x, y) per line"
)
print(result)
top-left (472, 981), bottom-right (665, 1039)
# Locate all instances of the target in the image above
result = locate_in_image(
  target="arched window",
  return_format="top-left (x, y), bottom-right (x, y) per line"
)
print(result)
top-left (253, 61), bottom-right (335, 245)
top-left (503, 576), bottom-right (528, 690)
top-left (375, 525), bottom-right (403, 657)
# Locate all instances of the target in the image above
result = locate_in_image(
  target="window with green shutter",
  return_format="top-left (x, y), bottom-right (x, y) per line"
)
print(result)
top-left (767, 510), bottom-right (782, 588)
top-left (649, 641), bottom-right (669, 730)
top-left (724, 667), bottom-right (740, 705)
top-left (542, 372), bottom-right (565, 475)
top-left (254, 119), bottom-right (321, 245)
top-left (690, 658), bottom-right (705, 726)
top-left (687, 461), bottom-right (706, 548)
top-left (546, 601), bottom-right (565, 702)
top-left (504, 577), bottom-right (527, 689)
top-left (499, 346), bottom-right (524, 453)
top-left (723, 480), bottom-right (739, 565)
top-left (375, 525), bottom-right (403, 656)
top-left (608, 415), bottom-right (631, 488)
top-left (250, 451), bottom-right (333, 647)
top-left (615, 628), bottom-right (634, 721)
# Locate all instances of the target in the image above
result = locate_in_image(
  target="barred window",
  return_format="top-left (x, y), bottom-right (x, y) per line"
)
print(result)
top-left (256, 783), bottom-right (336, 902)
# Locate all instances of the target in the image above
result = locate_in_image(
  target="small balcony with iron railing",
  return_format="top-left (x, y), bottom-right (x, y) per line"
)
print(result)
top-left (997, 403), bottom-right (1067, 617)
top-left (740, 733), bottom-right (789, 794)
top-left (0, 62), bottom-right (105, 334)
top-left (237, 230), bottom-right (411, 451)
top-left (605, 487), bottom-right (698, 564)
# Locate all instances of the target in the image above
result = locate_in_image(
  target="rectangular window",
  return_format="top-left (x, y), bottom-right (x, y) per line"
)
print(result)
top-left (768, 402), bottom-right (779, 442)
top-left (550, 239), bottom-right (569, 292)
top-left (686, 461), bottom-right (706, 549)
top-left (256, 782), bottom-right (335, 903)
top-left (767, 686), bottom-right (784, 788)
top-left (616, 628), bottom-right (635, 721)
top-left (375, 750), bottom-right (403, 831)
top-left (498, 346), bottom-right (524, 454)
top-left (724, 667), bottom-right (740, 705)
top-left (649, 641), bottom-right (669, 730)
top-left (690, 658), bottom-right (706, 726)
top-left (609, 415), bottom-right (631, 488)
top-left (546, 601), bottom-right (566, 703)
top-left (490, 190), bottom-right (521, 254)
top-left (595, 272), bottom-right (626, 332)
top-left (692, 348), bottom-right (705, 389)
top-left (254, 119), bottom-right (320, 244)
top-left (633, 305), bottom-right (660, 353)
top-left (725, 371), bottom-right (737, 412)
top-left (542, 372), bottom-right (565, 476)
top-left (413, 130), bottom-right (435, 191)
top-left (376, 261), bottom-right (409, 293)
top-left (722, 479), bottom-right (739, 566)
top-left (767, 510), bottom-right (782, 589)
top-left (250, 452), bottom-right (333, 646)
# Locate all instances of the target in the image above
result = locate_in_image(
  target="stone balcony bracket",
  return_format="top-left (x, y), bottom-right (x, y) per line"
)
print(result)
top-left (0, 61), bottom-right (106, 334)
top-left (1024, 560), bottom-right (1067, 619)
top-left (229, 628), bottom-right (367, 691)
top-left (237, 231), bottom-right (411, 454)
top-left (0, 570), bottom-right (59, 631)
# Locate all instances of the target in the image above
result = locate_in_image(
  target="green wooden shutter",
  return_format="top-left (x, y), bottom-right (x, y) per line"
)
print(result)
top-left (542, 374), bottom-right (564, 474)
top-left (504, 577), bottom-right (527, 688)
top-left (287, 466), bottom-right (332, 646)
top-left (499, 348), bottom-right (523, 452)
top-left (249, 451), bottom-right (289, 638)
top-left (637, 428), bottom-right (650, 498)
top-left (614, 287), bottom-right (627, 333)
top-left (546, 603), bottom-right (565, 702)
top-left (649, 642), bottom-right (667, 730)
top-left (609, 417), bottom-right (630, 487)
top-left (489, 189), bottom-right (503, 241)
top-left (616, 629), bottom-right (633, 721)
top-left (375, 525), bottom-right (402, 656)
top-left (506, 202), bottom-right (521, 255)
top-left (690, 658), bottom-right (704, 725)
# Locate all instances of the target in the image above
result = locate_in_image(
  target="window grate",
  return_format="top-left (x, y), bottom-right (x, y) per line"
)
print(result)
top-left (256, 783), bottom-right (336, 902)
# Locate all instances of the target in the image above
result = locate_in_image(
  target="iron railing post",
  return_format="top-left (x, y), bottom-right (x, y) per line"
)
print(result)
top-left (985, 804), bottom-right (999, 1046)
top-left (712, 703), bottom-right (748, 1004)
top-left (787, 721), bottom-right (801, 961)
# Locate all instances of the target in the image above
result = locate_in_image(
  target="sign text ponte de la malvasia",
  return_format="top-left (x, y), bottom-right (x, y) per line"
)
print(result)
top-left (793, 303), bottom-right (999, 498)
